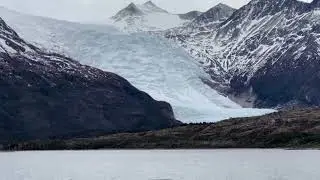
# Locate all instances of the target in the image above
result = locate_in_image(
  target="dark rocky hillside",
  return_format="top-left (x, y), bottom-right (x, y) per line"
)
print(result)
top-left (0, 17), bottom-right (180, 144)
top-left (219, 0), bottom-right (320, 108)
top-left (4, 108), bottom-right (320, 150)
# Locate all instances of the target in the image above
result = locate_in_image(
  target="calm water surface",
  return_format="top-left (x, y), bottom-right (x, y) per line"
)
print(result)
top-left (0, 149), bottom-right (319, 180)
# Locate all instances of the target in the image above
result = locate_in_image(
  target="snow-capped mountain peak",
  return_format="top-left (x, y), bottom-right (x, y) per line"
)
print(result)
top-left (215, 3), bottom-right (234, 9)
top-left (141, 1), bottom-right (168, 13)
top-left (110, 1), bottom-right (199, 32)
top-left (111, 3), bottom-right (144, 22)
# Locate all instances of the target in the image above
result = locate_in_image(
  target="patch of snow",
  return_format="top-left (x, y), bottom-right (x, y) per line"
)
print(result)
top-left (0, 38), bottom-right (16, 53)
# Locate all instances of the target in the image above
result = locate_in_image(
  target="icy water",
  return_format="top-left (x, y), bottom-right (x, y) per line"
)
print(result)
top-left (0, 150), bottom-right (319, 180)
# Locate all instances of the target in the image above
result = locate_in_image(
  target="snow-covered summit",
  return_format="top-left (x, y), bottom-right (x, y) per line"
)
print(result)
top-left (111, 3), bottom-right (144, 22)
top-left (141, 1), bottom-right (168, 13)
top-left (112, 1), bottom-right (169, 21)
top-left (110, 1), bottom-right (196, 32)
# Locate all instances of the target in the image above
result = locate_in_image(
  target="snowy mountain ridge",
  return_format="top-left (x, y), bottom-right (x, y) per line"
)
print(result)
top-left (164, 0), bottom-right (320, 108)
top-left (163, 3), bottom-right (235, 39)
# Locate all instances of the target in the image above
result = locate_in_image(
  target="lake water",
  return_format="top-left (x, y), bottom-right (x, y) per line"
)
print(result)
top-left (0, 150), bottom-right (319, 180)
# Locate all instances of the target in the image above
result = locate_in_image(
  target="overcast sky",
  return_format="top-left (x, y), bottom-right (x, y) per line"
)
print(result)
top-left (0, 0), bottom-right (313, 23)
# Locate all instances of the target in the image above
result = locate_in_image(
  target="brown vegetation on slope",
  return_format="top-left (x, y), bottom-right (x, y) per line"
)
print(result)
top-left (3, 108), bottom-right (320, 150)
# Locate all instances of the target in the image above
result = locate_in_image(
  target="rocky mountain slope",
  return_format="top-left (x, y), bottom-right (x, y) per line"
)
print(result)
top-left (165, 0), bottom-right (320, 109)
top-left (188, 3), bottom-right (236, 32)
top-left (0, 17), bottom-right (180, 144)
top-left (164, 4), bottom-right (235, 40)
top-left (111, 1), bottom-right (198, 32)
top-left (164, 3), bottom-right (236, 86)
top-left (5, 108), bottom-right (320, 150)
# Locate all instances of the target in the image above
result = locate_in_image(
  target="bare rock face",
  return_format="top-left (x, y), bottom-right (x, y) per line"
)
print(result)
top-left (0, 17), bottom-right (180, 143)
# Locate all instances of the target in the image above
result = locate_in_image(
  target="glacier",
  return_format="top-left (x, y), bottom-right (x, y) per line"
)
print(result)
top-left (0, 7), bottom-right (274, 123)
